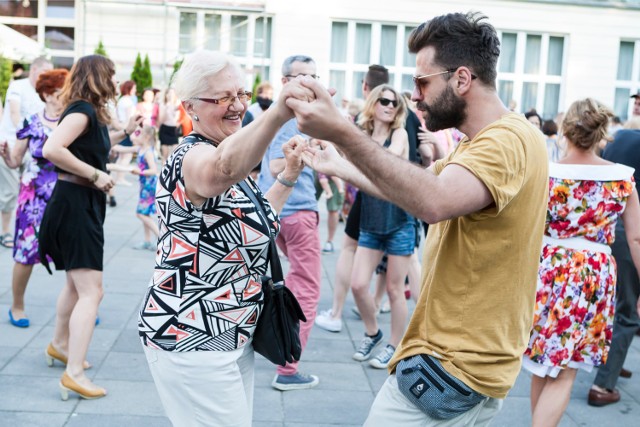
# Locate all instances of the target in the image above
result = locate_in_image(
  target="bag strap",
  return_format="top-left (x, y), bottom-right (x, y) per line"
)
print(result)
top-left (236, 180), bottom-right (284, 284)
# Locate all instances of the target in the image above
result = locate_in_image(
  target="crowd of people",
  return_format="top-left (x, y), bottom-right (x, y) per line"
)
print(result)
top-left (1, 9), bottom-right (640, 427)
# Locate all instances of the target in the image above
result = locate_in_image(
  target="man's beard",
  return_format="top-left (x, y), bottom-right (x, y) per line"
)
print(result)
top-left (416, 85), bottom-right (466, 132)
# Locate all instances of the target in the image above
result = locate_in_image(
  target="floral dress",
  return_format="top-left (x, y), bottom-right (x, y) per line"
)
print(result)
top-left (523, 163), bottom-right (635, 378)
top-left (136, 147), bottom-right (157, 216)
top-left (13, 114), bottom-right (57, 265)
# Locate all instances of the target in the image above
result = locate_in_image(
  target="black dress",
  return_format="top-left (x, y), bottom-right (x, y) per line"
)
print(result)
top-left (39, 101), bottom-right (110, 272)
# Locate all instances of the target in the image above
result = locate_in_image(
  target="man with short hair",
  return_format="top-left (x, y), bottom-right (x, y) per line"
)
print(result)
top-left (0, 56), bottom-right (52, 250)
top-left (632, 90), bottom-right (640, 118)
top-left (258, 55), bottom-right (320, 391)
top-left (287, 12), bottom-right (548, 425)
top-left (588, 90), bottom-right (640, 407)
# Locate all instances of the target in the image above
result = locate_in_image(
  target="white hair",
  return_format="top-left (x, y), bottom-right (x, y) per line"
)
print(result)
top-left (173, 50), bottom-right (242, 101)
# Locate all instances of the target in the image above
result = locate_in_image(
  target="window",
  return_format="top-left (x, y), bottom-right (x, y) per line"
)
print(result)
top-left (178, 11), bottom-right (273, 85)
top-left (328, 20), bottom-right (418, 105)
top-left (230, 16), bottom-right (248, 57)
top-left (179, 12), bottom-right (197, 54)
top-left (46, 0), bottom-right (74, 19)
top-left (0, 0), bottom-right (38, 18)
top-left (204, 14), bottom-right (221, 51)
top-left (253, 17), bottom-right (271, 58)
top-left (497, 31), bottom-right (566, 119)
top-left (614, 40), bottom-right (640, 121)
top-left (45, 26), bottom-right (74, 51)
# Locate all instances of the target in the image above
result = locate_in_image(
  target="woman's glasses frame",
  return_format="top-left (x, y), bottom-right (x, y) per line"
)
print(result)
top-left (191, 91), bottom-right (253, 107)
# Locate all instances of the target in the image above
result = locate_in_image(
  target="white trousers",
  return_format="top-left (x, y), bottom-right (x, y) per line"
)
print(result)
top-left (364, 375), bottom-right (503, 427)
top-left (144, 344), bottom-right (255, 427)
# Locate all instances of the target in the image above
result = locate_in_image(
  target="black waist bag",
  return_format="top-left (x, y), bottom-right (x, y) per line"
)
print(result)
top-left (396, 354), bottom-right (486, 420)
top-left (237, 180), bottom-right (306, 367)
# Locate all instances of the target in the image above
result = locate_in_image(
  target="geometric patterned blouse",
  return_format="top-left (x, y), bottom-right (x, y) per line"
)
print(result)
top-left (138, 134), bottom-right (279, 352)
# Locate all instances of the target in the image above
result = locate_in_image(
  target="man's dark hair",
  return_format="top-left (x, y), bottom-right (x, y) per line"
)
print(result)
top-left (542, 120), bottom-right (558, 137)
top-left (408, 11), bottom-right (500, 88)
top-left (364, 64), bottom-right (389, 90)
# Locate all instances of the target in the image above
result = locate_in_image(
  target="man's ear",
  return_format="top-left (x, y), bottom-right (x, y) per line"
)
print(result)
top-left (455, 67), bottom-right (474, 95)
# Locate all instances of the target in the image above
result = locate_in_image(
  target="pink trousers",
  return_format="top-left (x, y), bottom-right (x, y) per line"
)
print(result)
top-left (275, 210), bottom-right (321, 376)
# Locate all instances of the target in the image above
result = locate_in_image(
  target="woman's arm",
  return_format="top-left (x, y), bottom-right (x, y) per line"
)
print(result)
top-left (1, 139), bottom-right (28, 169)
top-left (183, 80), bottom-right (313, 205)
top-left (43, 113), bottom-right (114, 191)
top-left (108, 114), bottom-right (143, 147)
top-left (141, 149), bottom-right (158, 176)
top-left (621, 188), bottom-right (640, 317)
top-left (387, 127), bottom-right (409, 159)
top-left (110, 145), bottom-right (138, 154)
top-left (107, 163), bottom-right (134, 173)
top-left (263, 136), bottom-right (307, 213)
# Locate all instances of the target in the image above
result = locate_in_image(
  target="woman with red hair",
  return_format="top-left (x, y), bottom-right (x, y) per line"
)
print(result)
top-left (0, 69), bottom-right (68, 328)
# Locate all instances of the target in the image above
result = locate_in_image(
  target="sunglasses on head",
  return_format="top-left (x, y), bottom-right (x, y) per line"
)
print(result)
top-left (378, 97), bottom-right (398, 108)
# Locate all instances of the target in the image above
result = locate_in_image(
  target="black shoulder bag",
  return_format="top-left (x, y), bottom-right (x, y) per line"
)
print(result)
top-left (237, 180), bottom-right (307, 366)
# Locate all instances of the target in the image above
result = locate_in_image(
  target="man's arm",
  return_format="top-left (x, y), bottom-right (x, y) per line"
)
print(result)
top-left (287, 81), bottom-right (492, 223)
top-left (9, 99), bottom-right (21, 128)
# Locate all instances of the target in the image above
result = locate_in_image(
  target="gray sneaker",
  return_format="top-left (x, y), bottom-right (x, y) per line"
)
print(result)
top-left (353, 330), bottom-right (383, 361)
top-left (369, 344), bottom-right (395, 369)
top-left (133, 241), bottom-right (153, 251)
top-left (271, 373), bottom-right (320, 391)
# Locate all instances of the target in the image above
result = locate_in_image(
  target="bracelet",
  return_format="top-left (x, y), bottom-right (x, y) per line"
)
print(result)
top-left (89, 168), bottom-right (100, 183)
top-left (277, 172), bottom-right (297, 188)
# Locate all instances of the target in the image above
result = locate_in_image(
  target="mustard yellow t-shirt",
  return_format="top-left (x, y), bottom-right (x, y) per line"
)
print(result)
top-left (389, 113), bottom-right (549, 399)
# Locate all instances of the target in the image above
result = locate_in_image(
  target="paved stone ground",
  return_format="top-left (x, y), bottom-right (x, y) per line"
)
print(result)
top-left (0, 182), bottom-right (639, 426)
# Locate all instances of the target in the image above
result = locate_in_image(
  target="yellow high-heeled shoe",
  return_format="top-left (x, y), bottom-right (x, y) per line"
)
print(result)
top-left (59, 371), bottom-right (107, 401)
top-left (45, 343), bottom-right (92, 369)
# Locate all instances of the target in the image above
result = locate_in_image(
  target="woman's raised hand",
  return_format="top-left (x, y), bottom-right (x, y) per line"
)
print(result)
top-left (273, 78), bottom-right (317, 123)
top-left (281, 135), bottom-right (308, 180)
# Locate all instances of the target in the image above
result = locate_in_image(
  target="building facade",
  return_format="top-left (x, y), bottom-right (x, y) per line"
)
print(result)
top-left (1, 0), bottom-right (640, 120)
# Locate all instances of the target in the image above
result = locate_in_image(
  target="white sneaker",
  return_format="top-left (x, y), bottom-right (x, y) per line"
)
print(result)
top-left (315, 309), bottom-right (342, 332)
top-left (322, 241), bottom-right (334, 253)
top-left (369, 344), bottom-right (395, 369)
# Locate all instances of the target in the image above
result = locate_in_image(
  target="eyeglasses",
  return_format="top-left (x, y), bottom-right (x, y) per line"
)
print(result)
top-left (377, 97), bottom-right (398, 108)
top-left (412, 68), bottom-right (478, 87)
top-left (191, 91), bottom-right (252, 106)
top-left (284, 74), bottom-right (319, 80)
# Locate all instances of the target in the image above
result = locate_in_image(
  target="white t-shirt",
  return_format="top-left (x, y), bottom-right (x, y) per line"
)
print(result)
top-left (117, 96), bottom-right (135, 123)
top-left (0, 78), bottom-right (43, 144)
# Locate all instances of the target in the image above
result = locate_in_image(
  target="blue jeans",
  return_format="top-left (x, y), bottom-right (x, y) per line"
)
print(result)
top-left (358, 221), bottom-right (415, 256)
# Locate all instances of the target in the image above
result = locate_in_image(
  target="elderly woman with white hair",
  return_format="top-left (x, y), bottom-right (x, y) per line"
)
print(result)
top-left (137, 51), bottom-right (311, 426)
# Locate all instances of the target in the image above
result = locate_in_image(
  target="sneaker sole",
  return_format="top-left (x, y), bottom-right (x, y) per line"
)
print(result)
top-left (369, 359), bottom-right (390, 369)
top-left (352, 340), bottom-right (383, 361)
top-left (271, 377), bottom-right (320, 391)
top-left (315, 320), bottom-right (342, 333)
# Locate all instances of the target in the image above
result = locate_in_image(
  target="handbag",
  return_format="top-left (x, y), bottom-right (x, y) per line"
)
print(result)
top-left (237, 180), bottom-right (307, 366)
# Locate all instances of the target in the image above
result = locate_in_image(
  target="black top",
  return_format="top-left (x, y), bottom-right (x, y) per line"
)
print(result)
top-left (405, 109), bottom-right (421, 164)
top-left (56, 100), bottom-right (110, 174)
top-left (602, 129), bottom-right (640, 182)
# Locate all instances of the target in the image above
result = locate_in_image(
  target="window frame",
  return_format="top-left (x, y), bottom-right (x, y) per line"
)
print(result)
top-left (614, 39), bottom-right (640, 121)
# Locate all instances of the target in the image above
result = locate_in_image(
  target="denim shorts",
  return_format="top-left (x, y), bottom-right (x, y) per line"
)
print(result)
top-left (358, 221), bottom-right (415, 256)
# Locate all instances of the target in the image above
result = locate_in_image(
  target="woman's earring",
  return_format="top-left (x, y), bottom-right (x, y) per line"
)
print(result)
top-left (193, 115), bottom-right (199, 121)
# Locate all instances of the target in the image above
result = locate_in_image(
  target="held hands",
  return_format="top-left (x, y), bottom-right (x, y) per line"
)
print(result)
top-left (281, 135), bottom-right (308, 181)
top-left (284, 77), bottom-right (343, 141)
top-left (131, 166), bottom-right (141, 176)
top-left (93, 169), bottom-right (115, 192)
top-left (273, 78), bottom-right (317, 122)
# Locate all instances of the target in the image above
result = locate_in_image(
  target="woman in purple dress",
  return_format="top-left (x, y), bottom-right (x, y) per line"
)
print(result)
top-left (0, 69), bottom-right (68, 328)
